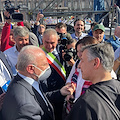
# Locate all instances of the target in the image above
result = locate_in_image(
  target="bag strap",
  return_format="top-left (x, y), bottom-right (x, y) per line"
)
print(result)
top-left (94, 86), bottom-right (120, 119)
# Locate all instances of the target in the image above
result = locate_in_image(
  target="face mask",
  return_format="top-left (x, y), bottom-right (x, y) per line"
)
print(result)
top-left (33, 65), bottom-right (51, 82)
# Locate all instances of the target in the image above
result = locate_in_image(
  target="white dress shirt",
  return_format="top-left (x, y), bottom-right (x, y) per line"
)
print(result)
top-left (71, 32), bottom-right (87, 41)
top-left (4, 46), bottom-right (19, 76)
top-left (4, 46), bottom-right (19, 68)
top-left (18, 73), bottom-right (48, 105)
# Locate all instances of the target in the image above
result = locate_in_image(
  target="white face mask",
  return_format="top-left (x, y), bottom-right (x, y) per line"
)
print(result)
top-left (33, 65), bottom-right (51, 82)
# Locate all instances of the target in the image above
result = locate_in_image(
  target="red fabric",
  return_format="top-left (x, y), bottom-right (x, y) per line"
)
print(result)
top-left (1, 22), bottom-right (11, 52)
top-left (17, 21), bottom-right (24, 26)
top-left (1, 21), bottom-right (24, 52)
top-left (47, 58), bottom-right (66, 82)
top-left (81, 81), bottom-right (92, 95)
top-left (71, 69), bottom-right (79, 88)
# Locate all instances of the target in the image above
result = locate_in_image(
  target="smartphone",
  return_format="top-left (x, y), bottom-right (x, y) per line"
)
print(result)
top-left (2, 80), bottom-right (10, 92)
top-left (39, 9), bottom-right (43, 14)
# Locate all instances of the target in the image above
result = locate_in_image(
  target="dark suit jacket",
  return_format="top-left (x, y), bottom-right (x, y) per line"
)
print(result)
top-left (2, 74), bottom-right (55, 120)
top-left (41, 45), bottom-right (66, 120)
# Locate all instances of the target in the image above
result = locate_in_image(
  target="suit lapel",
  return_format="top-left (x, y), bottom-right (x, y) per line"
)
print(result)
top-left (39, 84), bottom-right (54, 114)
top-left (15, 75), bottom-right (54, 120)
top-left (33, 88), bottom-right (54, 119)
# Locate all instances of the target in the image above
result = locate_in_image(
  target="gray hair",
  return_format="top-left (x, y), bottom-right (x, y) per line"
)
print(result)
top-left (82, 42), bottom-right (114, 72)
top-left (29, 32), bottom-right (39, 46)
top-left (17, 45), bottom-right (40, 71)
top-left (13, 26), bottom-right (29, 38)
top-left (43, 28), bottom-right (58, 39)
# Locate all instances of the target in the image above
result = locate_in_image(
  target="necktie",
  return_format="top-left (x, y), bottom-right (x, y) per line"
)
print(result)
top-left (38, 84), bottom-right (54, 119)
top-left (39, 84), bottom-right (53, 112)
top-left (52, 51), bottom-right (60, 61)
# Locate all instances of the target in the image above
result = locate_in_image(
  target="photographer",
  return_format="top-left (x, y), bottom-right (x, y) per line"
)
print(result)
top-left (62, 39), bottom-right (77, 78)
top-left (55, 22), bottom-right (72, 44)
top-left (1, 10), bottom-right (24, 52)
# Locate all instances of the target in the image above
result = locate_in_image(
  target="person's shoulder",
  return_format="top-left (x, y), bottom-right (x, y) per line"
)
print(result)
top-left (8, 75), bottom-right (32, 96)
top-left (115, 46), bottom-right (120, 53)
top-left (107, 35), bottom-right (118, 41)
top-left (109, 79), bottom-right (120, 91)
top-left (4, 46), bottom-right (15, 54)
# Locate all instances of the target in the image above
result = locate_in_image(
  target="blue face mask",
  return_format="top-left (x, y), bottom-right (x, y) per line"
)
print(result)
top-left (33, 65), bottom-right (51, 82)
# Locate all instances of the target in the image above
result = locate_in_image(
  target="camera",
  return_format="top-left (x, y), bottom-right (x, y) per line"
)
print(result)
top-left (58, 33), bottom-right (68, 47)
top-left (57, 32), bottom-right (77, 61)
top-left (64, 48), bottom-right (76, 61)
top-left (4, 0), bottom-right (23, 22)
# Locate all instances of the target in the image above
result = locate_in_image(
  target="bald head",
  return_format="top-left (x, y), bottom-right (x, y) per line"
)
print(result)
top-left (43, 28), bottom-right (58, 39)
top-left (17, 45), bottom-right (47, 71)
top-left (114, 26), bottom-right (120, 38)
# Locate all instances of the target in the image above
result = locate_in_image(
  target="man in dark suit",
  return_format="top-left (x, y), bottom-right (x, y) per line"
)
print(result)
top-left (2, 45), bottom-right (73, 120)
top-left (42, 28), bottom-right (67, 120)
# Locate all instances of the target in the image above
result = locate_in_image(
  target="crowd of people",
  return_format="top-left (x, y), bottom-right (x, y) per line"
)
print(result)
top-left (0, 9), bottom-right (120, 120)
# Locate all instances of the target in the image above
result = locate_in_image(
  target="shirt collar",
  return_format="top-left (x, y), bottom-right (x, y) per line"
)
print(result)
top-left (52, 48), bottom-right (58, 55)
top-left (18, 72), bottom-right (37, 86)
top-left (73, 33), bottom-right (79, 39)
top-left (13, 45), bottom-right (19, 53)
top-left (18, 72), bottom-right (48, 105)
top-left (72, 33), bottom-right (84, 40)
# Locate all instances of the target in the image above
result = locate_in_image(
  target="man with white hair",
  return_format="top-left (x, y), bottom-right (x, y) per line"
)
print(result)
top-left (2, 45), bottom-right (73, 120)
top-left (42, 28), bottom-right (66, 120)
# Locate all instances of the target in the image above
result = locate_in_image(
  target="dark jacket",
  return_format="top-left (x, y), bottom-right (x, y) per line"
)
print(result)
top-left (2, 74), bottom-right (55, 120)
top-left (66, 79), bottom-right (120, 120)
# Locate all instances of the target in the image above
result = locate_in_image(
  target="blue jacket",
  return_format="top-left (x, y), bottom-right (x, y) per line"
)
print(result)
top-left (106, 35), bottom-right (120, 51)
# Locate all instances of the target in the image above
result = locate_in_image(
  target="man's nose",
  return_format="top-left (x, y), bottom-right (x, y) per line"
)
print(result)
top-left (48, 44), bottom-right (52, 48)
top-left (23, 40), bottom-right (29, 44)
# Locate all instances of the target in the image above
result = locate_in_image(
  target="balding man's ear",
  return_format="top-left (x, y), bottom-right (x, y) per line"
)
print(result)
top-left (26, 64), bottom-right (35, 74)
